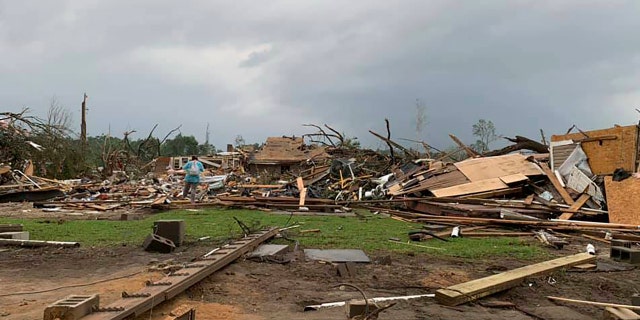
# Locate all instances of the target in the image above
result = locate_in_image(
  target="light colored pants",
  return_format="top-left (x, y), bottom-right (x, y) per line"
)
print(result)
top-left (183, 182), bottom-right (198, 204)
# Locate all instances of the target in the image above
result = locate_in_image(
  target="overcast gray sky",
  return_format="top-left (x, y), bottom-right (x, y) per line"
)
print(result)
top-left (1, 0), bottom-right (639, 150)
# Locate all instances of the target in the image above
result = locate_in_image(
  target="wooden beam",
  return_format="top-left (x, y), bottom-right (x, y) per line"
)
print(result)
top-left (435, 253), bottom-right (596, 306)
top-left (524, 194), bottom-right (535, 205)
top-left (461, 232), bottom-right (533, 237)
top-left (299, 188), bottom-right (307, 207)
top-left (539, 162), bottom-right (574, 205)
top-left (547, 296), bottom-right (640, 311)
top-left (81, 229), bottom-right (279, 320)
top-left (449, 134), bottom-right (479, 158)
top-left (605, 307), bottom-right (640, 319)
top-left (558, 194), bottom-right (591, 220)
top-left (237, 184), bottom-right (284, 189)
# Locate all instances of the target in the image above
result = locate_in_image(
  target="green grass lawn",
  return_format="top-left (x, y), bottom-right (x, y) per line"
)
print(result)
top-left (0, 209), bottom-right (547, 259)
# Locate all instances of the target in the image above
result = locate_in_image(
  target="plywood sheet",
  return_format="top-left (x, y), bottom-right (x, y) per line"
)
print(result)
top-left (431, 178), bottom-right (508, 197)
top-left (454, 154), bottom-right (543, 182)
top-left (499, 173), bottom-right (528, 184)
top-left (391, 168), bottom-right (470, 196)
top-left (604, 176), bottom-right (640, 225)
top-left (551, 125), bottom-right (639, 175)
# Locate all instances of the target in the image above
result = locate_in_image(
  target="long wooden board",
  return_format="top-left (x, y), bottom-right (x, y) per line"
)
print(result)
top-left (80, 228), bottom-right (278, 320)
top-left (435, 253), bottom-right (596, 306)
top-left (539, 162), bottom-right (574, 205)
top-left (558, 194), bottom-right (590, 220)
top-left (547, 296), bottom-right (640, 311)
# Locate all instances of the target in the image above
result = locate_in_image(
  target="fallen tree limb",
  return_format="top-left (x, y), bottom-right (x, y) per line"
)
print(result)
top-left (483, 136), bottom-right (548, 156)
top-left (369, 129), bottom-right (419, 160)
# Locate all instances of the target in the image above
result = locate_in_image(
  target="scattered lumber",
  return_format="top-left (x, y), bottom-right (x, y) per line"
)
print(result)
top-left (547, 296), bottom-right (640, 311)
top-left (558, 193), bottom-right (591, 220)
top-left (538, 162), bottom-right (574, 205)
top-left (463, 232), bottom-right (532, 238)
top-left (435, 253), bottom-right (596, 306)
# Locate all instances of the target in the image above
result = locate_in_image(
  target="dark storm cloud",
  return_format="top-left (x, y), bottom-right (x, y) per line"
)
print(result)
top-left (1, 0), bottom-right (639, 150)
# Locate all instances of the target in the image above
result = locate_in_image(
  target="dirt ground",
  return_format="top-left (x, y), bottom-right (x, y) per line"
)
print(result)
top-left (1, 232), bottom-right (639, 320)
top-left (1, 203), bottom-right (638, 319)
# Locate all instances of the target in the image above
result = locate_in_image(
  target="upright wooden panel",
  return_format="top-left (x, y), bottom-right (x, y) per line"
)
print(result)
top-left (551, 125), bottom-right (639, 175)
top-left (604, 176), bottom-right (640, 225)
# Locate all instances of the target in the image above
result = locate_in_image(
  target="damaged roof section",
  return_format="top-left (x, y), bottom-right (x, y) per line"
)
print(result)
top-left (248, 136), bottom-right (330, 165)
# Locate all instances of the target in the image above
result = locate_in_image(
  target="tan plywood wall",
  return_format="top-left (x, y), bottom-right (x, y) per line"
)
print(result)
top-left (604, 176), bottom-right (640, 225)
top-left (551, 125), bottom-right (639, 175)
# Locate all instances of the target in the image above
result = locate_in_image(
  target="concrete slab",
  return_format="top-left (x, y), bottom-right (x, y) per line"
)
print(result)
top-left (247, 244), bottom-right (289, 258)
top-left (304, 249), bottom-right (370, 263)
top-left (0, 231), bottom-right (29, 240)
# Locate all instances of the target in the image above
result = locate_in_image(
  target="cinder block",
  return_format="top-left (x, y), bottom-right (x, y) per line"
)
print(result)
top-left (153, 220), bottom-right (185, 247)
top-left (632, 293), bottom-right (640, 307)
top-left (612, 246), bottom-right (640, 264)
top-left (143, 234), bottom-right (176, 253)
top-left (43, 294), bottom-right (99, 320)
top-left (345, 299), bottom-right (379, 319)
top-left (0, 231), bottom-right (29, 240)
top-left (612, 239), bottom-right (633, 248)
top-left (611, 246), bottom-right (624, 260)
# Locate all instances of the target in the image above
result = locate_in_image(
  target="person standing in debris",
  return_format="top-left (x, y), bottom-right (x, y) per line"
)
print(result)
top-left (182, 156), bottom-right (204, 204)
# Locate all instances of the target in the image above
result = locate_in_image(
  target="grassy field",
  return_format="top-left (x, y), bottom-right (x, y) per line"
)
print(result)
top-left (0, 208), bottom-right (547, 259)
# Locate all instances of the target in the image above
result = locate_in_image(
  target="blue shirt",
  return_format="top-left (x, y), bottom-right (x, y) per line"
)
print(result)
top-left (182, 160), bottom-right (204, 183)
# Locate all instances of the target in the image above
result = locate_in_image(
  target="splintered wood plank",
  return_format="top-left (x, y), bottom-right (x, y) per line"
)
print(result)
top-left (539, 162), bottom-right (574, 205)
top-left (605, 307), bottom-right (640, 319)
top-left (524, 194), bottom-right (535, 205)
top-left (299, 188), bottom-right (307, 206)
top-left (296, 177), bottom-right (304, 191)
top-left (435, 253), bottom-right (595, 306)
top-left (558, 194), bottom-right (591, 220)
top-left (449, 134), bottom-right (479, 158)
top-left (431, 178), bottom-right (508, 197)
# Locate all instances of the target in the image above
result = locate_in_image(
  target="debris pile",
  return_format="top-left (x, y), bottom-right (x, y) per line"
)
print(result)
top-left (2, 120), bottom-right (640, 243)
